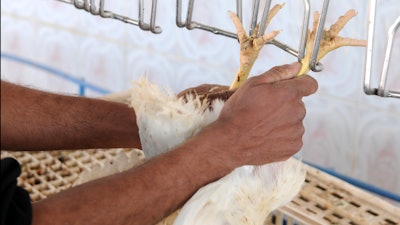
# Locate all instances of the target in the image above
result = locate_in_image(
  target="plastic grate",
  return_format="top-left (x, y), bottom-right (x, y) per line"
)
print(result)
top-left (1, 150), bottom-right (399, 224)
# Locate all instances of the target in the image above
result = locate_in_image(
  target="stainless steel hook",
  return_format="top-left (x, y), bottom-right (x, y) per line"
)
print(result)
top-left (176, 0), bottom-right (186, 28)
top-left (149, 0), bottom-right (161, 33)
top-left (256, 0), bottom-right (272, 37)
top-left (57, 0), bottom-right (160, 33)
top-left (249, 0), bottom-right (261, 36)
top-left (72, 0), bottom-right (84, 9)
top-left (138, 0), bottom-right (151, 31)
top-left (378, 16), bottom-right (400, 98)
top-left (364, 0), bottom-right (400, 98)
top-left (138, 0), bottom-right (161, 34)
top-left (298, 0), bottom-right (311, 62)
top-left (98, 0), bottom-right (112, 18)
top-left (310, 0), bottom-right (330, 72)
top-left (175, 0), bottom-right (236, 37)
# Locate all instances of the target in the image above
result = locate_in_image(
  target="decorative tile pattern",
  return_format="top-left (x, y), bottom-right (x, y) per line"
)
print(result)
top-left (357, 110), bottom-right (400, 193)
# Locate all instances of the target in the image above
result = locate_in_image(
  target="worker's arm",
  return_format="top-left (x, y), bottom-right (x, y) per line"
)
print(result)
top-left (1, 81), bottom-right (141, 150)
top-left (31, 63), bottom-right (317, 225)
top-left (31, 122), bottom-right (234, 225)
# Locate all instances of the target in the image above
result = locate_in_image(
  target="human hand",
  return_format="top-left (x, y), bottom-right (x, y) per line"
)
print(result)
top-left (210, 62), bottom-right (318, 168)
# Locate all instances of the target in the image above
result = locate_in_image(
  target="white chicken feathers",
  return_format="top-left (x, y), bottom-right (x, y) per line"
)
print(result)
top-left (129, 78), bottom-right (305, 225)
top-left (175, 160), bottom-right (304, 225)
top-left (130, 78), bottom-right (224, 159)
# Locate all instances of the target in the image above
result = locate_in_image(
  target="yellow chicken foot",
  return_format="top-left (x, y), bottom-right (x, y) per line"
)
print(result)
top-left (298, 10), bottom-right (367, 76)
top-left (229, 3), bottom-right (285, 90)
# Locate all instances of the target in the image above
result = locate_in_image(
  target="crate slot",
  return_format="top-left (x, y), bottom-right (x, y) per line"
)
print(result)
top-left (384, 218), bottom-right (397, 225)
top-left (332, 212), bottom-right (343, 219)
top-left (366, 209), bottom-right (379, 216)
top-left (315, 203), bottom-right (327, 211)
top-left (331, 192), bottom-right (343, 199)
top-left (315, 184), bottom-right (327, 191)
top-left (299, 195), bottom-right (310, 202)
top-left (349, 201), bottom-right (361, 208)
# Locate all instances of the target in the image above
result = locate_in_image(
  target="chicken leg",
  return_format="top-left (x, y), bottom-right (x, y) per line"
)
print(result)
top-left (229, 3), bottom-right (285, 90)
top-left (298, 10), bottom-right (367, 76)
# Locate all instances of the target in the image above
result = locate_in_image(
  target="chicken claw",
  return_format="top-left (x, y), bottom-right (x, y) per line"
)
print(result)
top-left (229, 3), bottom-right (285, 90)
top-left (298, 10), bottom-right (367, 76)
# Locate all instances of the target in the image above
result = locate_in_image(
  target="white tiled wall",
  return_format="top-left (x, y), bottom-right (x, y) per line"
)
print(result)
top-left (1, 0), bottom-right (399, 199)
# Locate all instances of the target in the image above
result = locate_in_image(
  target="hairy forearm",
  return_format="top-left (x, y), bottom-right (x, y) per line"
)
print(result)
top-left (1, 81), bottom-right (141, 150)
top-left (32, 121), bottom-right (232, 225)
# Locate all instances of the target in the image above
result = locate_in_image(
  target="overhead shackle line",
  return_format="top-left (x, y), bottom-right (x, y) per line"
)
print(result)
top-left (54, 0), bottom-right (400, 99)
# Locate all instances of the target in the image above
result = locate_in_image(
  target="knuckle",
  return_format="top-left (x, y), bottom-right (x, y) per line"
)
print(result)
top-left (288, 123), bottom-right (305, 143)
top-left (293, 123), bottom-right (305, 137)
top-left (246, 76), bottom-right (259, 86)
top-left (270, 64), bottom-right (287, 75)
top-left (302, 75), bottom-right (319, 94)
top-left (289, 132), bottom-right (304, 150)
top-left (293, 139), bottom-right (304, 152)
top-left (308, 76), bottom-right (319, 92)
top-left (296, 103), bottom-right (307, 120)
top-left (298, 124), bottom-right (305, 136)
top-left (288, 97), bottom-right (306, 116)
top-left (274, 84), bottom-right (294, 100)
top-left (283, 140), bottom-right (303, 158)
top-left (280, 83), bottom-right (298, 99)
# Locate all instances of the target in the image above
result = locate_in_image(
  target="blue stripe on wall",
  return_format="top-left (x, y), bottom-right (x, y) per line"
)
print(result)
top-left (1, 52), bottom-right (110, 96)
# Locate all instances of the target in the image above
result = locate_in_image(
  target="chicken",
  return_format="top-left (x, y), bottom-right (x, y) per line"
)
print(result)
top-left (130, 80), bottom-right (304, 225)
top-left (78, 5), bottom-right (366, 225)
top-left (128, 4), bottom-right (304, 225)
top-left (152, 6), bottom-right (366, 225)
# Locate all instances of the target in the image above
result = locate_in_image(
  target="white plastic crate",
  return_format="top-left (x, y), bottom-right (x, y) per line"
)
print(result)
top-left (2, 149), bottom-right (399, 225)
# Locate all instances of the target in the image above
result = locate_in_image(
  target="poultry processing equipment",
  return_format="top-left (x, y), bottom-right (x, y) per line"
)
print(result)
top-left (55, 0), bottom-right (400, 98)
top-left (1, 0), bottom-right (400, 225)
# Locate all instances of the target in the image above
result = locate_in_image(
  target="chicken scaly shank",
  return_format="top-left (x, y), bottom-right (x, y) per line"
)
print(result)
top-left (230, 9), bottom-right (367, 89)
top-left (229, 3), bottom-right (285, 89)
top-left (298, 10), bottom-right (367, 76)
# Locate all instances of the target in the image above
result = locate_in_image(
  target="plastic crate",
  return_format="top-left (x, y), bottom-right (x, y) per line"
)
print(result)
top-left (1, 149), bottom-right (399, 225)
